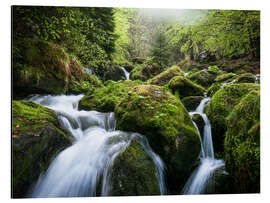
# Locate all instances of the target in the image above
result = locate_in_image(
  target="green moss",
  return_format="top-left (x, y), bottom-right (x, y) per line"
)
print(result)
top-left (130, 63), bottom-right (161, 81)
top-left (149, 65), bottom-right (184, 86)
top-left (168, 76), bottom-right (205, 98)
top-left (205, 83), bottom-right (260, 153)
top-left (207, 83), bottom-right (222, 97)
top-left (110, 141), bottom-right (160, 196)
top-left (215, 73), bottom-right (237, 83)
top-left (78, 80), bottom-right (143, 112)
top-left (208, 65), bottom-right (220, 73)
top-left (224, 90), bottom-right (260, 193)
top-left (236, 73), bottom-right (256, 83)
top-left (187, 69), bottom-right (218, 88)
top-left (115, 84), bottom-right (201, 192)
top-left (12, 100), bottom-right (71, 198)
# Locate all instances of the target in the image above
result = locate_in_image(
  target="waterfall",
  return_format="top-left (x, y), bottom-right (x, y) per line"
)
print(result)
top-left (121, 67), bottom-right (130, 80)
top-left (28, 95), bottom-right (166, 197)
top-left (182, 98), bottom-right (224, 194)
top-left (255, 74), bottom-right (260, 84)
top-left (84, 67), bottom-right (95, 75)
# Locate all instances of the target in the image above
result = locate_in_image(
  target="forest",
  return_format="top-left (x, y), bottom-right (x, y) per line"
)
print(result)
top-left (12, 6), bottom-right (260, 198)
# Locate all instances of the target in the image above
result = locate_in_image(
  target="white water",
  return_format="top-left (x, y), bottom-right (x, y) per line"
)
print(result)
top-left (28, 95), bottom-right (166, 197)
top-left (255, 74), bottom-right (260, 84)
top-left (84, 67), bottom-right (95, 75)
top-left (182, 97), bottom-right (224, 194)
top-left (121, 67), bottom-right (130, 80)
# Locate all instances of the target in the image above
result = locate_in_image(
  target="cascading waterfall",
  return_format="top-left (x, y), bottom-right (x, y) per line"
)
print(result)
top-left (84, 67), bottom-right (95, 75)
top-left (121, 67), bottom-right (130, 80)
top-left (182, 97), bottom-right (224, 194)
top-left (28, 95), bottom-right (166, 197)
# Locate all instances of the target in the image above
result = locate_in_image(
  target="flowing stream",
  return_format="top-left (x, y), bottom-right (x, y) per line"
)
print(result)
top-left (182, 98), bottom-right (224, 194)
top-left (28, 95), bottom-right (166, 197)
top-left (121, 67), bottom-right (130, 80)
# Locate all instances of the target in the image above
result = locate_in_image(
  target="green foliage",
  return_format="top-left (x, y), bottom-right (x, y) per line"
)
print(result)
top-left (13, 6), bottom-right (117, 78)
top-left (208, 65), bottom-right (220, 73)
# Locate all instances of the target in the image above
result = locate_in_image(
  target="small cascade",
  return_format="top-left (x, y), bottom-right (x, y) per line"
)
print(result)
top-left (184, 72), bottom-right (188, 76)
top-left (221, 79), bottom-right (236, 88)
top-left (182, 98), bottom-right (225, 194)
top-left (28, 95), bottom-right (166, 197)
top-left (84, 67), bottom-right (95, 75)
top-left (121, 67), bottom-right (130, 80)
top-left (255, 74), bottom-right (260, 84)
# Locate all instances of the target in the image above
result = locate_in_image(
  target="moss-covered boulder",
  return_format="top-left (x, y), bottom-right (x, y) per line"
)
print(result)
top-left (224, 90), bottom-right (260, 193)
top-left (168, 76), bottom-right (205, 98)
top-left (130, 63), bottom-right (161, 81)
top-left (110, 141), bottom-right (160, 196)
top-left (207, 83), bottom-right (223, 97)
top-left (12, 100), bottom-right (72, 198)
top-left (13, 38), bottom-right (101, 98)
top-left (103, 64), bottom-right (126, 82)
top-left (114, 85), bottom-right (201, 193)
top-left (149, 65), bottom-right (184, 86)
top-left (236, 73), bottom-right (256, 83)
top-left (215, 73), bottom-right (237, 83)
top-left (181, 96), bottom-right (204, 112)
top-left (205, 83), bottom-right (260, 153)
top-left (187, 69), bottom-right (218, 88)
top-left (78, 80), bottom-right (143, 112)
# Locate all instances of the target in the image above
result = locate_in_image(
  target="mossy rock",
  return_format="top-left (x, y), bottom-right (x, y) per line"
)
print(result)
top-left (215, 73), bottom-right (237, 83)
top-left (187, 69), bottom-right (218, 88)
top-left (67, 74), bottom-right (103, 95)
top-left (110, 141), bottom-right (160, 196)
top-left (78, 80), bottom-right (143, 112)
top-left (181, 96), bottom-right (204, 112)
top-left (13, 39), bottom-right (70, 98)
top-left (191, 113), bottom-right (205, 137)
top-left (130, 63), bottom-right (161, 81)
top-left (103, 64), bottom-right (126, 82)
top-left (236, 73), bottom-right (256, 84)
top-left (13, 38), bottom-right (99, 98)
top-left (207, 83), bottom-right (223, 97)
top-left (12, 100), bottom-right (72, 198)
top-left (168, 76), bottom-right (205, 98)
top-left (149, 65), bottom-right (184, 86)
top-left (114, 85), bottom-right (201, 193)
top-left (205, 83), bottom-right (260, 153)
top-left (224, 90), bottom-right (260, 193)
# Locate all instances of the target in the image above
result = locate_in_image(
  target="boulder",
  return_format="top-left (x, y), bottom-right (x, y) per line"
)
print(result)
top-left (236, 73), bottom-right (256, 83)
top-left (12, 100), bottom-right (72, 198)
top-left (114, 85), bottom-right (201, 193)
top-left (168, 76), bottom-right (205, 98)
top-left (103, 64), bottom-right (126, 82)
top-left (181, 96), bottom-right (204, 112)
top-left (224, 90), bottom-right (260, 193)
top-left (78, 80), bottom-right (142, 112)
top-left (130, 63), bottom-right (161, 81)
top-left (215, 73), bottom-right (237, 83)
top-left (110, 141), bottom-right (160, 196)
top-left (149, 65), bottom-right (184, 86)
top-left (205, 83), bottom-right (260, 153)
top-left (187, 69), bottom-right (218, 88)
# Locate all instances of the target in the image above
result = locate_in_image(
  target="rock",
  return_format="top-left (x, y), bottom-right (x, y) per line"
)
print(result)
top-left (103, 64), bottom-right (126, 82)
top-left (12, 100), bottom-right (72, 198)
top-left (236, 73), bottom-right (256, 83)
top-left (181, 96), bottom-right (204, 112)
top-left (168, 76), bottom-right (205, 98)
top-left (13, 38), bottom-right (101, 99)
top-left (215, 73), bottom-right (237, 83)
top-left (191, 113), bottom-right (205, 136)
top-left (13, 39), bottom-right (70, 98)
top-left (130, 63), bottom-right (161, 81)
top-left (78, 80), bottom-right (143, 112)
top-left (114, 85), bottom-right (201, 193)
top-left (132, 57), bottom-right (145, 64)
top-left (224, 90), bottom-right (260, 193)
top-left (205, 83), bottom-right (260, 153)
top-left (207, 83), bottom-right (222, 97)
top-left (187, 69), bottom-right (218, 88)
top-left (149, 65), bottom-right (184, 86)
top-left (110, 141), bottom-right (160, 196)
